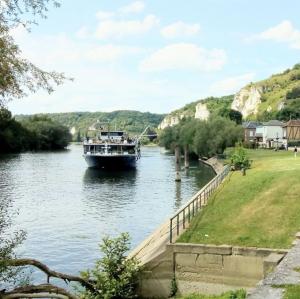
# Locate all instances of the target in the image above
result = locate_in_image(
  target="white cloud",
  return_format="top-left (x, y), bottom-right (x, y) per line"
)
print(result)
top-left (76, 26), bottom-right (89, 39)
top-left (96, 10), bottom-right (115, 20)
top-left (85, 45), bottom-right (141, 62)
top-left (248, 20), bottom-right (300, 49)
top-left (95, 2), bottom-right (145, 21)
top-left (140, 43), bottom-right (227, 72)
top-left (120, 1), bottom-right (145, 14)
top-left (11, 28), bottom-right (142, 68)
top-left (95, 14), bottom-right (159, 39)
top-left (209, 73), bottom-right (255, 95)
top-left (161, 21), bottom-right (200, 39)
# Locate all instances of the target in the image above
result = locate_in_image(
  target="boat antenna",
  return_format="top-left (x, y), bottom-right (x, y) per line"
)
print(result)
top-left (137, 126), bottom-right (150, 141)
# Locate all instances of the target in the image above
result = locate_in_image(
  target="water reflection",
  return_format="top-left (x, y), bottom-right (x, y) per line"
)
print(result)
top-left (83, 168), bottom-right (137, 185)
top-left (175, 182), bottom-right (182, 209)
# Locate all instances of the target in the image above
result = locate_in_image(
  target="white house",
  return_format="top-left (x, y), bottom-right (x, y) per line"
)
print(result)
top-left (261, 120), bottom-right (285, 148)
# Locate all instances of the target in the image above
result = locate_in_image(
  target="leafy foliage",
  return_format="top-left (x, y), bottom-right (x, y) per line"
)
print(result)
top-left (0, 171), bottom-right (26, 285)
top-left (0, 0), bottom-right (66, 106)
top-left (0, 107), bottom-right (71, 153)
top-left (286, 86), bottom-right (300, 100)
top-left (16, 110), bottom-right (165, 140)
top-left (81, 233), bottom-right (140, 299)
top-left (159, 116), bottom-right (243, 158)
top-left (230, 146), bottom-right (251, 170)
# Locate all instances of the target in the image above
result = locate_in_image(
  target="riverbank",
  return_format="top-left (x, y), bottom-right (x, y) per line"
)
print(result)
top-left (178, 149), bottom-right (300, 249)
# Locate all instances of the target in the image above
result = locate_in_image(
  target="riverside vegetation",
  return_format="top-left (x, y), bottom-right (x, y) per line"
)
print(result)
top-left (16, 110), bottom-right (165, 141)
top-left (159, 116), bottom-right (243, 158)
top-left (0, 107), bottom-right (72, 153)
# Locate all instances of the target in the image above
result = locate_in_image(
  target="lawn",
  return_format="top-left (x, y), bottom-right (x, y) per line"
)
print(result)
top-left (176, 289), bottom-right (246, 299)
top-left (283, 285), bottom-right (300, 299)
top-left (178, 149), bottom-right (300, 248)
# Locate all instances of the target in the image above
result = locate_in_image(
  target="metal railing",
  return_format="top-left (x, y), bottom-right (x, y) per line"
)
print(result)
top-left (169, 164), bottom-right (230, 243)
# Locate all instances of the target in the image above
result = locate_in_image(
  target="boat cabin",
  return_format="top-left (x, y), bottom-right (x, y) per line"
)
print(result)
top-left (83, 131), bottom-right (138, 156)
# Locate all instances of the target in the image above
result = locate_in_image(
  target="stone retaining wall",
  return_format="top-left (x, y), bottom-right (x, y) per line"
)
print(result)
top-left (138, 243), bottom-right (287, 298)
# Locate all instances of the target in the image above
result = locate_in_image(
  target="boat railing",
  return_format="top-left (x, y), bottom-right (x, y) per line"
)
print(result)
top-left (169, 164), bottom-right (230, 243)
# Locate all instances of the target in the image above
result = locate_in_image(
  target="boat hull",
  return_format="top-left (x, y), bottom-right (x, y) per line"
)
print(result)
top-left (84, 154), bottom-right (137, 169)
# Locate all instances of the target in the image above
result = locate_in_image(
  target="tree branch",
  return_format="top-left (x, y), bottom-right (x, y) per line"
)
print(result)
top-left (2, 292), bottom-right (67, 299)
top-left (1, 258), bottom-right (95, 291)
top-left (1, 284), bottom-right (78, 299)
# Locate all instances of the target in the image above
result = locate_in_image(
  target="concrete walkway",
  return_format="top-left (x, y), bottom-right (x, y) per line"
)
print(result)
top-left (248, 235), bottom-right (300, 299)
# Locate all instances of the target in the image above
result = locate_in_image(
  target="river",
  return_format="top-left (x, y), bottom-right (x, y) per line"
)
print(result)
top-left (0, 144), bottom-right (215, 281)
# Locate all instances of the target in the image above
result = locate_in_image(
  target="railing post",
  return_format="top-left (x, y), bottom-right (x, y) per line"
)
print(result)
top-left (183, 209), bottom-right (185, 229)
top-left (200, 193), bottom-right (202, 208)
top-left (177, 214), bottom-right (180, 236)
top-left (192, 200), bottom-right (195, 216)
top-left (170, 218), bottom-right (173, 243)
top-left (188, 205), bottom-right (191, 223)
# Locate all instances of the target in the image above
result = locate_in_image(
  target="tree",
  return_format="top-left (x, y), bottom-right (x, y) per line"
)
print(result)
top-left (0, 0), bottom-right (67, 106)
top-left (0, 196), bottom-right (26, 285)
top-left (0, 0), bottom-right (68, 293)
top-left (228, 109), bottom-right (243, 124)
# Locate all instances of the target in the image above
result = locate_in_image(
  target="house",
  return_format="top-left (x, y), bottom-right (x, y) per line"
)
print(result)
top-left (242, 121), bottom-right (262, 143)
top-left (283, 120), bottom-right (300, 141)
top-left (261, 120), bottom-right (285, 148)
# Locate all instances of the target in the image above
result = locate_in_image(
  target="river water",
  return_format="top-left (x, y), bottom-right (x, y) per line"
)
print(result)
top-left (0, 144), bottom-right (215, 281)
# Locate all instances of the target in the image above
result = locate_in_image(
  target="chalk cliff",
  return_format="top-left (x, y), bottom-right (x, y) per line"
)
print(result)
top-left (231, 86), bottom-right (262, 118)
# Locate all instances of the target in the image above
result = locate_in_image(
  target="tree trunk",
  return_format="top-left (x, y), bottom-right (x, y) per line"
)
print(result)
top-left (175, 145), bottom-right (181, 182)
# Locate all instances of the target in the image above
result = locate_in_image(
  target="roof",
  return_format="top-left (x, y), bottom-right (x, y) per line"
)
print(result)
top-left (242, 121), bottom-right (262, 129)
top-left (283, 119), bottom-right (300, 127)
top-left (263, 120), bottom-right (284, 127)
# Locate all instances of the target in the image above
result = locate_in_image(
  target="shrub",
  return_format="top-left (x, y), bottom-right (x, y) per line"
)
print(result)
top-left (288, 140), bottom-right (300, 147)
top-left (81, 233), bottom-right (140, 299)
top-left (230, 146), bottom-right (251, 170)
top-left (286, 86), bottom-right (300, 99)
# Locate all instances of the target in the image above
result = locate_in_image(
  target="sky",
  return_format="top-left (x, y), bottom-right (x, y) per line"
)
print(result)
top-left (7, 0), bottom-right (300, 115)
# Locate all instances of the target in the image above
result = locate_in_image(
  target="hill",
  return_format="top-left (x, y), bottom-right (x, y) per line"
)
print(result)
top-left (15, 110), bottom-right (165, 140)
top-left (159, 95), bottom-right (234, 129)
top-left (159, 63), bottom-right (300, 129)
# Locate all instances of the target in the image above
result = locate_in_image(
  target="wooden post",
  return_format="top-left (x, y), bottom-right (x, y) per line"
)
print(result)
top-left (175, 145), bottom-right (181, 182)
top-left (184, 144), bottom-right (189, 169)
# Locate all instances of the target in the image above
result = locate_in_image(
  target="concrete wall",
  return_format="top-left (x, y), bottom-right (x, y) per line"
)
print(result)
top-left (138, 243), bottom-right (287, 298)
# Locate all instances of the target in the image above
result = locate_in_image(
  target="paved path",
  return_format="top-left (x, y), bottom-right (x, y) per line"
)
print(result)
top-left (248, 237), bottom-right (300, 299)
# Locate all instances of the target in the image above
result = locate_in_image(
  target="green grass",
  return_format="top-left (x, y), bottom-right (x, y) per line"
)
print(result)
top-left (176, 289), bottom-right (246, 299)
top-left (283, 285), bottom-right (300, 299)
top-left (178, 149), bottom-right (300, 248)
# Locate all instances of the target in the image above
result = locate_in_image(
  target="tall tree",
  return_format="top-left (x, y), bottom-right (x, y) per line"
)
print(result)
top-left (0, 0), bottom-right (67, 106)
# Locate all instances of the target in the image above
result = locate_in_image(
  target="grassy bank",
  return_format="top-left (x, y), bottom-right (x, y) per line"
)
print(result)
top-left (178, 149), bottom-right (300, 248)
top-left (176, 289), bottom-right (246, 299)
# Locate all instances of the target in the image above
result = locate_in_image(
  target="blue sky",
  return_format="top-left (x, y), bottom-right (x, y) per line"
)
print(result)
top-left (8, 0), bottom-right (300, 115)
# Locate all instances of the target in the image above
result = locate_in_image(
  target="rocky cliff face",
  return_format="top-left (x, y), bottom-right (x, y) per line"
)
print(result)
top-left (195, 103), bottom-right (210, 120)
top-left (158, 114), bottom-right (181, 130)
top-left (158, 102), bottom-right (211, 130)
top-left (231, 86), bottom-right (262, 118)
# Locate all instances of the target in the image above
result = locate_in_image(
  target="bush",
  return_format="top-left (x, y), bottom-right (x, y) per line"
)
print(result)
top-left (286, 86), bottom-right (300, 99)
top-left (81, 233), bottom-right (140, 299)
top-left (230, 146), bottom-right (251, 170)
top-left (288, 140), bottom-right (300, 147)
